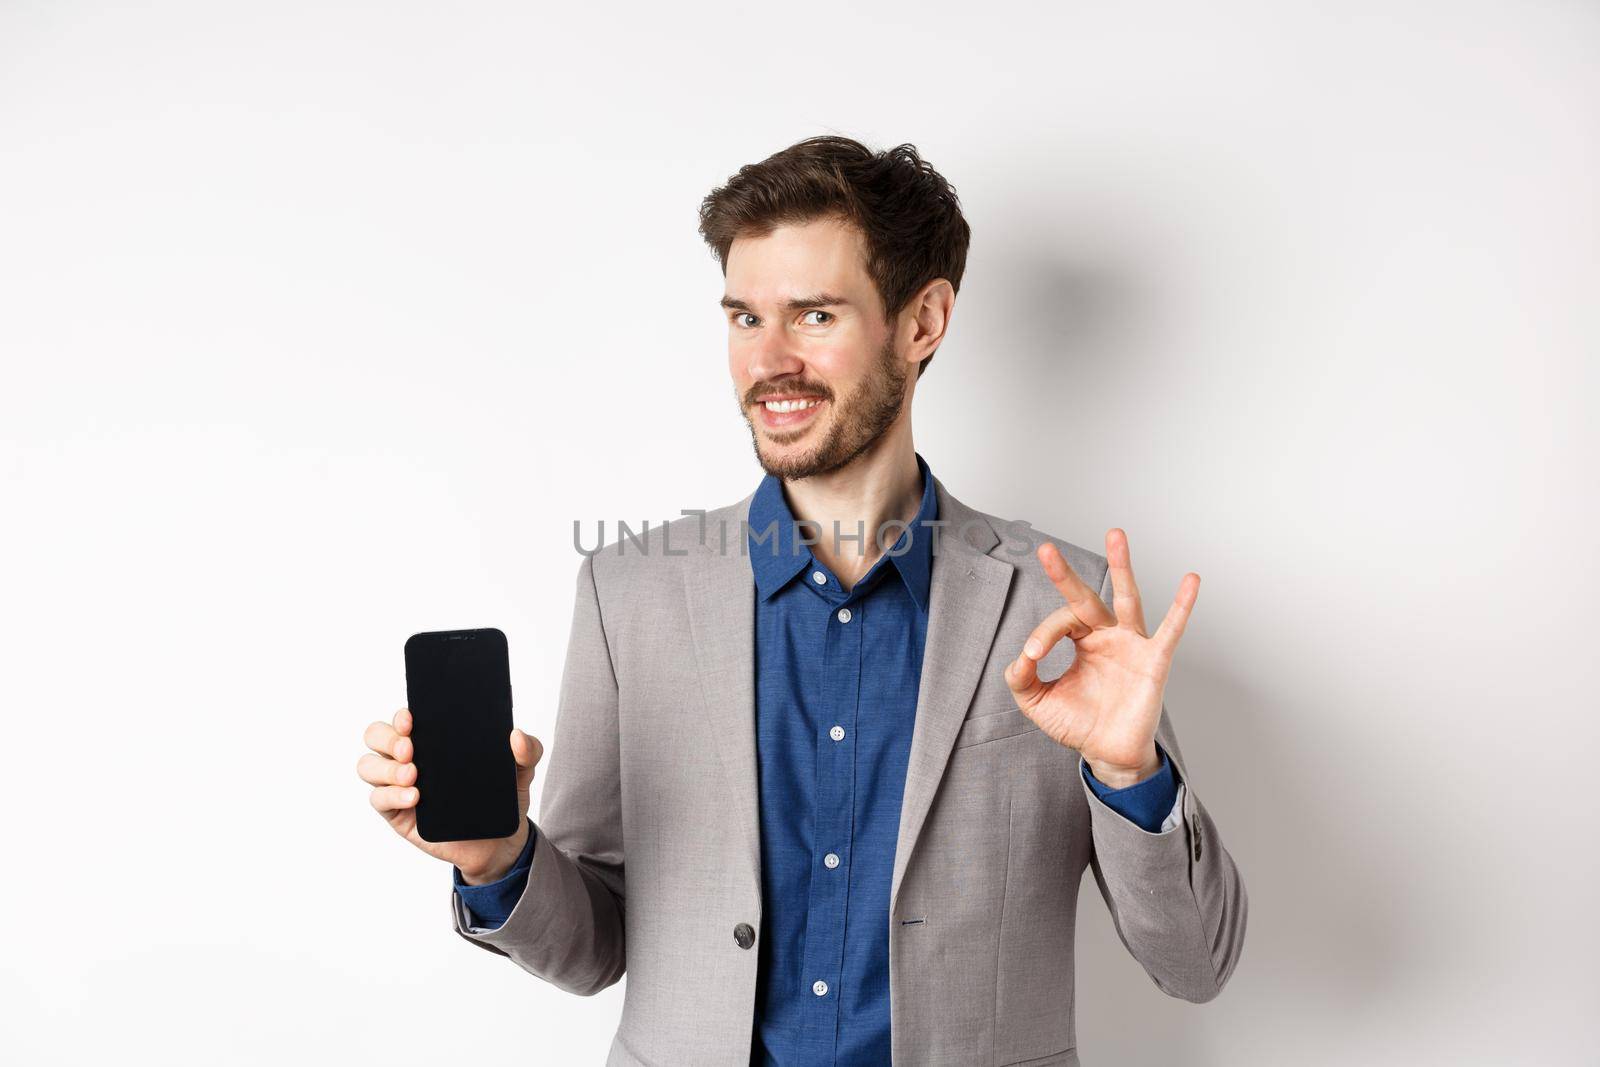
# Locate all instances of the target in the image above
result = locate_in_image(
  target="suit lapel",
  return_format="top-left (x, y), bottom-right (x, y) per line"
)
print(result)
top-left (681, 479), bottom-right (1015, 912)
top-left (891, 477), bottom-right (1014, 914)
top-left (683, 493), bottom-right (764, 896)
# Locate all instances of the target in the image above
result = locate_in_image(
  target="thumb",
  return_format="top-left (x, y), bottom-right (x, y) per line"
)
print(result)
top-left (510, 727), bottom-right (542, 789)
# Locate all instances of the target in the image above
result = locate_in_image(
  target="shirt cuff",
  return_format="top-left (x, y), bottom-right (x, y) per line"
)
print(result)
top-left (1082, 741), bottom-right (1182, 833)
top-left (451, 819), bottom-right (538, 931)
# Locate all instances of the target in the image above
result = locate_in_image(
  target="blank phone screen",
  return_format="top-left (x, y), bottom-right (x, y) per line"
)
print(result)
top-left (403, 628), bottom-right (519, 842)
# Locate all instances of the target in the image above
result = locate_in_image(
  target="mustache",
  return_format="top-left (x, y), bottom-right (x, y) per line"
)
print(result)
top-left (745, 383), bottom-right (834, 405)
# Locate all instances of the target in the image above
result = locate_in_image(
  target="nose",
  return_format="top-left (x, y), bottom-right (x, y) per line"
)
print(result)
top-left (746, 327), bottom-right (805, 385)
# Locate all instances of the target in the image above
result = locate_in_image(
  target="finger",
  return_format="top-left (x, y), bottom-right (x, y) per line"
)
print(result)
top-left (356, 752), bottom-right (415, 788)
top-left (1153, 573), bottom-right (1201, 654)
top-left (1105, 528), bottom-right (1147, 636)
top-left (394, 706), bottom-right (412, 736)
top-left (1004, 646), bottom-right (1048, 709)
top-left (1020, 603), bottom-right (1095, 667)
top-left (369, 784), bottom-right (419, 813)
top-left (1037, 542), bottom-right (1116, 629)
top-left (364, 719), bottom-right (399, 758)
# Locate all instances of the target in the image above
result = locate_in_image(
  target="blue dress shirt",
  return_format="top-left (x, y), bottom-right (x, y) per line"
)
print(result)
top-left (742, 453), bottom-right (938, 1064)
top-left (452, 452), bottom-right (1180, 1064)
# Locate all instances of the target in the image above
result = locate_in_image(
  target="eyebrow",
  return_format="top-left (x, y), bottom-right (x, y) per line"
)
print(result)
top-left (720, 292), bottom-right (852, 313)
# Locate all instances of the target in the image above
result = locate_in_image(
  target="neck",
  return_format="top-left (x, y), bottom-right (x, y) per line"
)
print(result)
top-left (779, 427), bottom-right (923, 592)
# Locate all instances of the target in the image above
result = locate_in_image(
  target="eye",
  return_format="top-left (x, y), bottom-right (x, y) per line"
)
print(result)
top-left (801, 310), bottom-right (834, 326)
top-left (731, 312), bottom-right (758, 328)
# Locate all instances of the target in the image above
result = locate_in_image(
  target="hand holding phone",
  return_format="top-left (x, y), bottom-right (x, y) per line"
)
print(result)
top-left (357, 628), bottom-right (542, 883)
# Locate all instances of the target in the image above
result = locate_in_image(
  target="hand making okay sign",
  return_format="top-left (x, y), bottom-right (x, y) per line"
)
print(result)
top-left (1003, 528), bottom-right (1200, 789)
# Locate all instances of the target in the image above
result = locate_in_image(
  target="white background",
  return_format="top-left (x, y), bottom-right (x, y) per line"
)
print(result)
top-left (2, 1), bottom-right (1595, 1063)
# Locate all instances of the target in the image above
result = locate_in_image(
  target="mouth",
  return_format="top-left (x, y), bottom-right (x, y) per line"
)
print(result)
top-left (753, 395), bottom-right (827, 431)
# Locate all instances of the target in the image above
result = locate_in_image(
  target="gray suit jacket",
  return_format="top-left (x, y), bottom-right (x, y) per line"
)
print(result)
top-left (450, 474), bottom-right (1248, 1065)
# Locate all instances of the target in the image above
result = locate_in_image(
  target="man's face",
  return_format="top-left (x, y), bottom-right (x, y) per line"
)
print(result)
top-left (723, 215), bottom-right (913, 481)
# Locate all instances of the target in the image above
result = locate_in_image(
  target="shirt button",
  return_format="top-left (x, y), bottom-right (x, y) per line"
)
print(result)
top-left (811, 570), bottom-right (827, 585)
top-left (837, 607), bottom-right (852, 623)
top-left (733, 922), bottom-right (755, 949)
top-left (824, 852), bottom-right (840, 869)
top-left (812, 979), bottom-right (828, 997)
top-left (829, 725), bottom-right (845, 741)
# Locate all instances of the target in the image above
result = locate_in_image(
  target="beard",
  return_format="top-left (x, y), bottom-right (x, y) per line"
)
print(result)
top-left (738, 335), bottom-right (909, 481)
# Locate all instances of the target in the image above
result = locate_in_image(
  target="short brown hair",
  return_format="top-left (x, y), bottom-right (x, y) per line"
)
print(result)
top-left (698, 135), bottom-right (971, 377)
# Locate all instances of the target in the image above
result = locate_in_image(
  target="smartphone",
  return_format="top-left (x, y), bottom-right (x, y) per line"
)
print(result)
top-left (403, 627), bottom-right (519, 842)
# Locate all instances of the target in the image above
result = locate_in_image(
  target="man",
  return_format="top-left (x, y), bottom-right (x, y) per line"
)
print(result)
top-left (358, 136), bottom-right (1247, 1065)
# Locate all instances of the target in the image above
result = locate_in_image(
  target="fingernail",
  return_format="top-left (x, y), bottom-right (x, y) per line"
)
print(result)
top-left (1024, 638), bottom-right (1043, 659)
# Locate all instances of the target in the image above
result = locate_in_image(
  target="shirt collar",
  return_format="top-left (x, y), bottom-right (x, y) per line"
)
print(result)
top-left (746, 451), bottom-right (939, 614)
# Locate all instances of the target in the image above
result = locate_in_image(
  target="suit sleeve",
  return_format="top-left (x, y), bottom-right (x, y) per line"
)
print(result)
top-left (1080, 563), bottom-right (1249, 1002)
top-left (447, 553), bottom-right (627, 996)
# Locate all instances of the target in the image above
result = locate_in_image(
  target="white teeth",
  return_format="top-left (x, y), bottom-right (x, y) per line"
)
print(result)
top-left (763, 398), bottom-right (823, 413)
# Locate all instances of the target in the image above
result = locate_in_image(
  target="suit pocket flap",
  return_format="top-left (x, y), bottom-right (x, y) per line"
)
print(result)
top-left (954, 708), bottom-right (1040, 748)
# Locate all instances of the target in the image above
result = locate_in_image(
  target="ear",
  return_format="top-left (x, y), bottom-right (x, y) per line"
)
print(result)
top-left (903, 278), bottom-right (956, 359)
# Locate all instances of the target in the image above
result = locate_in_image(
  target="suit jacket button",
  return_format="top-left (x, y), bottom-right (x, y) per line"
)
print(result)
top-left (734, 922), bottom-right (756, 949)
